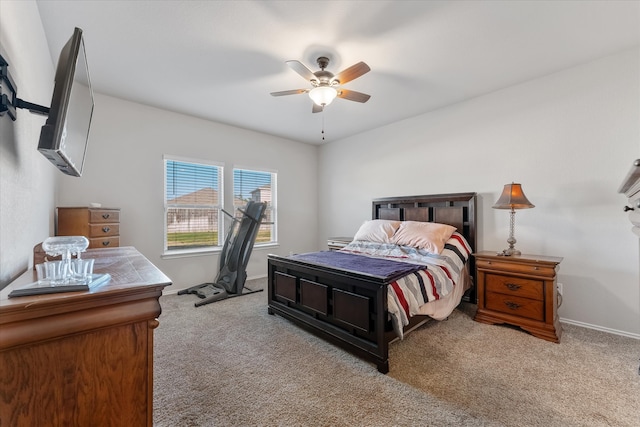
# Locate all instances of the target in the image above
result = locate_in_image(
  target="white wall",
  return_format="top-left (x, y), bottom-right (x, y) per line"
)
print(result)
top-left (319, 49), bottom-right (640, 337)
top-left (56, 93), bottom-right (319, 292)
top-left (0, 1), bottom-right (57, 288)
top-left (2, 0), bottom-right (638, 339)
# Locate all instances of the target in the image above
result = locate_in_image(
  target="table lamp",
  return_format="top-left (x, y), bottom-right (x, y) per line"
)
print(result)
top-left (492, 183), bottom-right (534, 256)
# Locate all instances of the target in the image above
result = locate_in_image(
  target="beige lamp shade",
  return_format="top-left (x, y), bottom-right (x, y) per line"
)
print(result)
top-left (492, 182), bottom-right (534, 256)
top-left (492, 183), bottom-right (535, 210)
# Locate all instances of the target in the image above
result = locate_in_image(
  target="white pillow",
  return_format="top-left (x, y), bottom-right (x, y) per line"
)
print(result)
top-left (390, 221), bottom-right (457, 254)
top-left (353, 220), bottom-right (401, 243)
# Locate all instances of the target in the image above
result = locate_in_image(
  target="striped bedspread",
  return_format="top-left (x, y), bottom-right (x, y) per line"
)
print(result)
top-left (340, 232), bottom-right (472, 338)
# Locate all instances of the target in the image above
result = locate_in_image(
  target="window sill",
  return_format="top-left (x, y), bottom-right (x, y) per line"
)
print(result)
top-left (161, 242), bottom-right (279, 260)
top-left (253, 242), bottom-right (279, 250)
top-left (161, 247), bottom-right (221, 260)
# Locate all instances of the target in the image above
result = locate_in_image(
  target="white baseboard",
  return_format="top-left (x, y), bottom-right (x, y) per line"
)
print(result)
top-left (162, 274), bottom-right (268, 296)
top-left (560, 317), bottom-right (640, 340)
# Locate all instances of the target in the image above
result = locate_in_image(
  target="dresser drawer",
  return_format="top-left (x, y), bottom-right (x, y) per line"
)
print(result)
top-left (89, 209), bottom-right (120, 223)
top-left (476, 259), bottom-right (557, 278)
top-left (88, 223), bottom-right (120, 237)
top-left (89, 236), bottom-right (120, 249)
top-left (485, 273), bottom-right (543, 300)
top-left (58, 207), bottom-right (121, 249)
top-left (485, 292), bottom-right (544, 321)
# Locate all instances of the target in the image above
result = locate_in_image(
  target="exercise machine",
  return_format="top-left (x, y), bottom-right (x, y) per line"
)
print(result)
top-left (177, 201), bottom-right (267, 307)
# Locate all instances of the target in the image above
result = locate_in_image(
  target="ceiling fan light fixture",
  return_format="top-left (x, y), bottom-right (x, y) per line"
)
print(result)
top-left (309, 86), bottom-right (337, 106)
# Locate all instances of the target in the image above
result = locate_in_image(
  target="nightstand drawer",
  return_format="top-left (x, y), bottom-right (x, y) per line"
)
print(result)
top-left (328, 237), bottom-right (352, 251)
top-left (485, 292), bottom-right (544, 321)
top-left (476, 259), bottom-right (557, 278)
top-left (485, 273), bottom-right (543, 300)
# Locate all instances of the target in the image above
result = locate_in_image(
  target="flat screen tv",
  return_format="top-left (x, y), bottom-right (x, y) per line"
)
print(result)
top-left (38, 27), bottom-right (94, 177)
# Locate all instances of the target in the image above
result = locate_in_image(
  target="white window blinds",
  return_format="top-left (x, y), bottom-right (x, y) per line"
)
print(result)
top-left (233, 168), bottom-right (277, 244)
top-left (165, 158), bottom-right (223, 251)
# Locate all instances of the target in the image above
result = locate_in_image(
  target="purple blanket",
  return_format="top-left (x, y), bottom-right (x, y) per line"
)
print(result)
top-left (290, 251), bottom-right (423, 279)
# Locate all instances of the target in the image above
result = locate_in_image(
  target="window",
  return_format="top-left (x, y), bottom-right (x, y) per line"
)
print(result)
top-left (233, 168), bottom-right (277, 245)
top-left (164, 157), bottom-right (223, 252)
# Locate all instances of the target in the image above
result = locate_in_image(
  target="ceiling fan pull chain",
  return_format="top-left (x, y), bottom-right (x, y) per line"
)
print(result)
top-left (322, 109), bottom-right (326, 141)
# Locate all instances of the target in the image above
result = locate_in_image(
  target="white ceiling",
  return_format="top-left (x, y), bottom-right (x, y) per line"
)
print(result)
top-left (35, 1), bottom-right (639, 145)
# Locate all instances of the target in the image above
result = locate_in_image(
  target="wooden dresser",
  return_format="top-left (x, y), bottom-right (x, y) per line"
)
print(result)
top-left (474, 251), bottom-right (563, 343)
top-left (57, 207), bottom-right (120, 249)
top-left (0, 247), bottom-right (171, 427)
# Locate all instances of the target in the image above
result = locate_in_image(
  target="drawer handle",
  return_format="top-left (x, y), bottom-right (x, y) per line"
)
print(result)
top-left (505, 283), bottom-right (521, 291)
top-left (504, 301), bottom-right (521, 310)
top-left (102, 214), bottom-right (110, 219)
top-left (102, 241), bottom-right (111, 246)
top-left (102, 226), bottom-right (110, 233)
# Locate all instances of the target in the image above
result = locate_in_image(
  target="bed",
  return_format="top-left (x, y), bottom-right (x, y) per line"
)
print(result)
top-left (267, 192), bottom-right (477, 373)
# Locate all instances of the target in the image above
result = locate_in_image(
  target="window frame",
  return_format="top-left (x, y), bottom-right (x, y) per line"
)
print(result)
top-left (163, 155), bottom-right (225, 257)
top-left (232, 165), bottom-right (278, 247)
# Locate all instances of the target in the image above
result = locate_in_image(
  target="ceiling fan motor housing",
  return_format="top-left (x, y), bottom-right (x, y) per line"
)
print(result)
top-left (316, 56), bottom-right (330, 69)
top-left (313, 57), bottom-right (337, 86)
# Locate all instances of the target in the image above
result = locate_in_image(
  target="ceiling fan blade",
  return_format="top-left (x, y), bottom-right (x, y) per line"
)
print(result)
top-left (270, 89), bottom-right (308, 97)
top-left (337, 89), bottom-right (371, 103)
top-left (332, 62), bottom-right (370, 85)
top-left (312, 103), bottom-right (323, 113)
top-left (286, 60), bottom-right (316, 81)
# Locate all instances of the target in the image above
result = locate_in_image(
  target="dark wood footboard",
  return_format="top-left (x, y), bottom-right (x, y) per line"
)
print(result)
top-left (268, 254), bottom-right (395, 373)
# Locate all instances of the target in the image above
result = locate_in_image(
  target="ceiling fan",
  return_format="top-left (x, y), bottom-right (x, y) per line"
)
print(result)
top-left (271, 56), bottom-right (371, 113)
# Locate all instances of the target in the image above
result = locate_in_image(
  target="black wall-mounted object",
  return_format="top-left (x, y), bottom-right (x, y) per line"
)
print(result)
top-left (0, 55), bottom-right (50, 120)
top-left (0, 27), bottom-right (94, 178)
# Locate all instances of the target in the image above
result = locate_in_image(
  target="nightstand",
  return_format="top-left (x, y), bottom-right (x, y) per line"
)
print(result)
top-left (473, 251), bottom-right (563, 343)
top-left (327, 237), bottom-right (352, 251)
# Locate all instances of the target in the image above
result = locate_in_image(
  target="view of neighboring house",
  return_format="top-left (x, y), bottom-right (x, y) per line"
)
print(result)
top-left (167, 186), bottom-right (268, 235)
top-left (251, 185), bottom-right (271, 203)
top-left (166, 188), bottom-right (220, 234)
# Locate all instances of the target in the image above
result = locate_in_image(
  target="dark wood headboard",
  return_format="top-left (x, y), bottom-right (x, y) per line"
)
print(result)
top-left (372, 192), bottom-right (477, 251)
top-left (372, 192), bottom-right (477, 302)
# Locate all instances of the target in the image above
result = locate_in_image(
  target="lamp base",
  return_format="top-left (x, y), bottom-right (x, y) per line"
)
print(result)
top-left (501, 248), bottom-right (521, 256)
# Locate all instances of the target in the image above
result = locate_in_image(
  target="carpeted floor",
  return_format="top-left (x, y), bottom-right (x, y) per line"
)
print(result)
top-left (154, 278), bottom-right (640, 426)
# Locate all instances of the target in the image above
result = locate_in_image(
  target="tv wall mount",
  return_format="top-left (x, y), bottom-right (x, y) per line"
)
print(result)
top-left (0, 54), bottom-right (50, 120)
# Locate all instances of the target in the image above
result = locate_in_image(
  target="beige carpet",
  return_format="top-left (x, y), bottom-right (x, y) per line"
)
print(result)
top-left (154, 278), bottom-right (640, 426)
